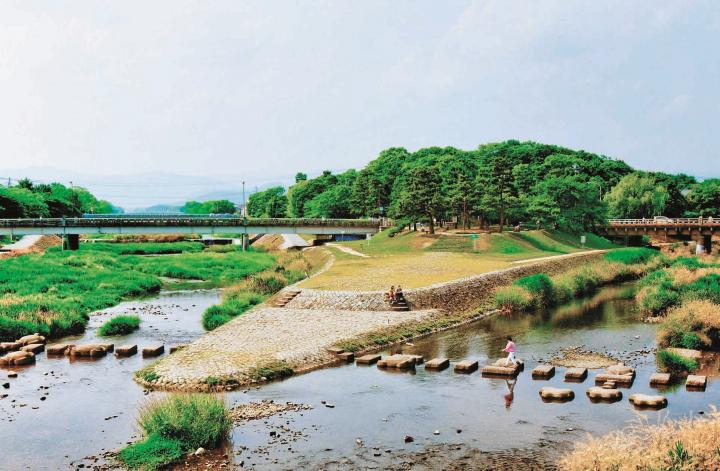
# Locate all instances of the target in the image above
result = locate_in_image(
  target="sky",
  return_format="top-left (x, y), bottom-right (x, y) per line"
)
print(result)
top-left (0, 1), bottom-right (718, 208)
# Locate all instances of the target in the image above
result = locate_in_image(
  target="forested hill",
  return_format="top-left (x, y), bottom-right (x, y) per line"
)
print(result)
top-left (0, 179), bottom-right (119, 218)
top-left (248, 140), bottom-right (718, 234)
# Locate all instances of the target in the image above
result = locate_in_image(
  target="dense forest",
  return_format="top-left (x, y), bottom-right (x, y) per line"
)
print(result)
top-left (248, 140), bottom-right (720, 234)
top-left (0, 178), bottom-right (118, 218)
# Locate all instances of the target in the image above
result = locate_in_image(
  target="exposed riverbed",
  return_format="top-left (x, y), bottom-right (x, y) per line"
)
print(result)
top-left (1, 283), bottom-right (718, 470)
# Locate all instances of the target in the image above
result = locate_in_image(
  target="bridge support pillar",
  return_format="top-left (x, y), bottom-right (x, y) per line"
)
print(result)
top-left (242, 234), bottom-right (249, 251)
top-left (63, 234), bottom-right (80, 251)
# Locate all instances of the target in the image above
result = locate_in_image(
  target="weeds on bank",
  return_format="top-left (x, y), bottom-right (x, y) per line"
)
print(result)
top-left (98, 315), bottom-right (141, 336)
top-left (80, 241), bottom-right (204, 255)
top-left (118, 394), bottom-right (231, 470)
top-left (657, 349), bottom-right (698, 375)
top-left (248, 361), bottom-right (294, 381)
top-left (558, 408), bottom-right (720, 470)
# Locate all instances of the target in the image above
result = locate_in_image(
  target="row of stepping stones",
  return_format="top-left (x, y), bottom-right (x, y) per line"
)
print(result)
top-left (0, 333), bottom-right (187, 366)
top-left (327, 349), bottom-right (709, 410)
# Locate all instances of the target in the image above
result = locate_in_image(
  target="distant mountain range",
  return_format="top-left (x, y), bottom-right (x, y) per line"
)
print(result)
top-left (0, 166), bottom-right (294, 212)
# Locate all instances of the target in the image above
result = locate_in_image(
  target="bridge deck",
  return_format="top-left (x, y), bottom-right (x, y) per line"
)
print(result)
top-left (0, 217), bottom-right (380, 236)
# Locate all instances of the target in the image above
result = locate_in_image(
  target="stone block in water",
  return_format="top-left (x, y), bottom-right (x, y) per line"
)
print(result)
top-left (424, 358), bottom-right (449, 371)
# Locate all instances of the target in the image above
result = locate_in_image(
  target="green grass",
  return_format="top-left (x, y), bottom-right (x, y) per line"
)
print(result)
top-left (657, 349), bottom-right (698, 375)
top-left (131, 251), bottom-right (275, 282)
top-left (80, 241), bottom-right (204, 255)
top-left (98, 315), bottom-right (141, 336)
top-left (202, 292), bottom-right (265, 330)
top-left (119, 394), bottom-right (231, 470)
top-left (514, 273), bottom-right (554, 305)
top-left (0, 244), bottom-right (275, 341)
top-left (604, 247), bottom-right (659, 265)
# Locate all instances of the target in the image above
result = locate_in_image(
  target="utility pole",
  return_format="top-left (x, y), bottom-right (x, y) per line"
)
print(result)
top-left (242, 181), bottom-right (246, 216)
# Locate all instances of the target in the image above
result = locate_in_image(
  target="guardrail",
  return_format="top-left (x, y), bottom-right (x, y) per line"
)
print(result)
top-left (608, 218), bottom-right (719, 225)
top-left (0, 217), bottom-right (381, 228)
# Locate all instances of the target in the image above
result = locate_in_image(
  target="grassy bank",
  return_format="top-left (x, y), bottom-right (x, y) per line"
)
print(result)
top-left (301, 229), bottom-right (616, 291)
top-left (493, 248), bottom-right (664, 311)
top-left (118, 394), bottom-right (231, 470)
top-left (201, 249), bottom-right (328, 331)
top-left (0, 243), bottom-right (275, 342)
top-left (559, 410), bottom-right (720, 470)
top-left (99, 315), bottom-right (141, 336)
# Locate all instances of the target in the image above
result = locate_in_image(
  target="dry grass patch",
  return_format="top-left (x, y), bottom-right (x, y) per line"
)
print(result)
top-left (298, 252), bottom-right (514, 291)
top-left (559, 409), bottom-right (720, 470)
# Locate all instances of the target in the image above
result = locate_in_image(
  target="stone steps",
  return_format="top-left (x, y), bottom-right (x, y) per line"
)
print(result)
top-left (273, 289), bottom-right (302, 308)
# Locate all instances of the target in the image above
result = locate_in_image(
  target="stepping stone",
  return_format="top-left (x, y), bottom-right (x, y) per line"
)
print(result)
top-left (587, 386), bottom-right (622, 403)
top-left (338, 352), bottom-right (354, 362)
top-left (606, 364), bottom-right (635, 377)
top-left (454, 360), bottom-right (479, 374)
top-left (531, 364), bottom-right (555, 379)
top-left (649, 372), bottom-right (671, 387)
top-left (629, 393), bottom-right (667, 409)
top-left (601, 381), bottom-right (616, 389)
top-left (142, 345), bottom-right (165, 358)
top-left (377, 354), bottom-right (415, 369)
top-left (16, 334), bottom-right (46, 346)
top-left (356, 354), bottom-right (381, 365)
top-left (482, 365), bottom-right (518, 377)
top-left (425, 358), bottom-right (450, 371)
top-left (686, 375), bottom-right (707, 390)
top-left (169, 345), bottom-right (187, 354)
top-left (0, 351), bottom-right (35, 366)
top-left (46, 344), bottom-right (73, 356)
top-left (539, 387), bottom-right (574, 403)
top-left (97, 343), bottom-right (114, 353)
top-left (20, 344), bottom-right (45, 354)
top-left (326, 347), bottom-right (345, 355)
top-left (594, 373), bottom-right (634, 387)
top-left (493, 358), bottom-right (525, 370)
top-left (0, 342), bottom-right (21, 353)
top-left (115, 345), bottom-right (138, 357)
top-left (564, 368), bottom-right (588, 382)
top-left (407, 354), bottom-right (424, 365)
top-left (66, 344), bottom-right (107, 358)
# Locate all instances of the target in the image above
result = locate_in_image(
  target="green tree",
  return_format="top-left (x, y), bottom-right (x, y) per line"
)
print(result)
top-left (528, 176), bottom-right (606, 233)
top-left (247, 187), bottom-right (288, 218)
top-left (686, 179), bottom-right (720, 216)
top-left (394, 165), bottom-right (446, 234)
top-left (477, 146), bottom-right (517, 231)
top-left (605, 172), bottom-right (690, 219)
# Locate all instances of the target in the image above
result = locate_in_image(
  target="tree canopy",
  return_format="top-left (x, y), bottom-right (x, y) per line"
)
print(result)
top-left (0, 181), bottom-right (119, 218)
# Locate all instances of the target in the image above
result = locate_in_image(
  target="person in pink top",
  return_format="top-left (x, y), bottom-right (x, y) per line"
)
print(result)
top-left (502, 336), bottom-right (517, 367)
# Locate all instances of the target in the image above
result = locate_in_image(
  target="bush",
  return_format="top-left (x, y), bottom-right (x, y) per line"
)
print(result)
top-left (657, 300), bottom-right (720, 350)
top-left (119, 394), bottom-right (231, 470)
top-left (657, 349), bottom-right (698, 375)
top-left (247, 271), bottom-right (287, 295)
top-left (681, 274), bottom-right (720, 305)
top-left (604, 247), bottom-right (659, 265)
top-left (118, 434), bottom-right (184, 470)
top-left (514, 273), bottom-right (554, 304)
top-left (494, 285), bottom-right (533, 311)
top-left (98, 315), bottom-right (141, 336)
top-left (201, 292), bottom-right (264, 330)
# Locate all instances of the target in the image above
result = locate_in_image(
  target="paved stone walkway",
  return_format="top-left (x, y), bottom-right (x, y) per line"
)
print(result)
top-left (148, 306), bottom-right (434, 389)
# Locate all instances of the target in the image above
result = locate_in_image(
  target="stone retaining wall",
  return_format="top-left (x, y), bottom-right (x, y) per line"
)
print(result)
top-left (286, 251), bottom-right (607, 314)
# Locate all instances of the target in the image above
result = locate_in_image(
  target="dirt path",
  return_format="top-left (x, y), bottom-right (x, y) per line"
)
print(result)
top-left (143, 306), bottom-right (434, 390)
top-left (326, 243), bottom-right (370, 257)
top-left (511, 249), bottom-right (609, 264)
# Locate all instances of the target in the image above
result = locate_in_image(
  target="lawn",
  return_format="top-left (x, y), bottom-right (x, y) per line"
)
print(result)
top-left (300, 230), bottom-right (616, 291)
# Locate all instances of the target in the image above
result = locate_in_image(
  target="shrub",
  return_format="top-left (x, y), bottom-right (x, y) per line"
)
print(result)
top-left (657, 349), bottom-right (698, 375)
top-left (514, 274), bottom-right (553, 304)
top-left (118, 434), bottom-right (184, 470)
top-left (657, 300), bottom-right (720, 350)
top-left (247, 271), bottom-right (287, 295)
top-left (494, 285), bottom-right (533, 311)
top-left (98, 315), bottom-right (141, 336)
top-left (604, 247), bottom-right (659, 265)
top-left (201, 292), bottom-right (264, 330)
top-left (119, 394), bottom-right (231, 470)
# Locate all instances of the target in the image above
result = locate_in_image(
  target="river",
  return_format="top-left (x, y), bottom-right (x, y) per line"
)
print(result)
top-left (1, 283), bottom-right (718, 470)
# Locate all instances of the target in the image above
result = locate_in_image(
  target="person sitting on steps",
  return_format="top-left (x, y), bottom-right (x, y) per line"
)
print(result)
top-left (386, 286), bottom-right (396, 304)
top-left (394, 285), bottom-right (405, 304)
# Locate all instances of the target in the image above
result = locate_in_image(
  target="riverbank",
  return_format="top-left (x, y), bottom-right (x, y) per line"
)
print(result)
top-left (137, 250), bottom-right (633, 391)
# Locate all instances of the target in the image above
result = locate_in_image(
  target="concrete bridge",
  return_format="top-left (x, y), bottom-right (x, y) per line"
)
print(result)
top-left (0, 216), bottom-right (380, 250)
top-left (605, 217), bottom-right (718, 252)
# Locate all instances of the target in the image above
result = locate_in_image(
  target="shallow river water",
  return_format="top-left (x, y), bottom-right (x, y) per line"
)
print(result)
top-left (1, 284), bottom-right (718, 470)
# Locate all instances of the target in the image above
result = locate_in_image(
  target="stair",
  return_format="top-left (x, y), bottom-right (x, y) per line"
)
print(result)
top-left (273, 289), bottom-right (301, 308)
top-left (390, 299), bottom-right (410, 312)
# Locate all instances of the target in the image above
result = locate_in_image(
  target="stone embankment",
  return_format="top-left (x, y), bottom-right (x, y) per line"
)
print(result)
top-left (139, 250), bottom-right (606, 392)
top-left (287, 251), bottom-right (606, 313)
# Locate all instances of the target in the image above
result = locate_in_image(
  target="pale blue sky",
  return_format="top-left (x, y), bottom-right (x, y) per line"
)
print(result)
top-left (1, 1), bottom-right (718, 189)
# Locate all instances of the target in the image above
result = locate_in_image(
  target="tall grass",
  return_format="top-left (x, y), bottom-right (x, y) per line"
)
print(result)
top-left (98, 315), bottom-right (141, 336)
top-left (657, 349), bottom-right (698, 375)
top-left (657, 300), bottom-right (720, 350)
top-left (559, 409), bottom-right (720, 470)
top-left (119, 394), bottom-right (231, 470)
top-left (80, 241), bottom-right (204, 255)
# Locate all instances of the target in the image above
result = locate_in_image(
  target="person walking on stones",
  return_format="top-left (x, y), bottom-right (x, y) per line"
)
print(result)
top-left (502, 336), bottom-right (517, 367)
top-left (504, 378), bottom-right (516, 409)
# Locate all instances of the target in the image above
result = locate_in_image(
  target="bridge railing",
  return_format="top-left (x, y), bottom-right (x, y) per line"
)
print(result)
top-left (608, 218), bottom-right (718, 226)
top-left (0, 217), bottom-right (381, 228)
